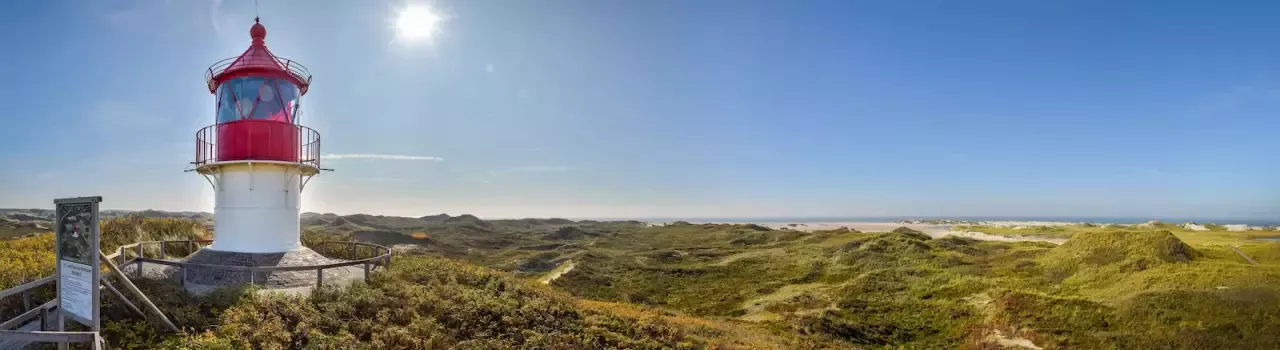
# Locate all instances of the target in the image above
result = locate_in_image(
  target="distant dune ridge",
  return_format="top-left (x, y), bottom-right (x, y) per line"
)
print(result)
top-left (6, 208), bottom-right (1274, 243)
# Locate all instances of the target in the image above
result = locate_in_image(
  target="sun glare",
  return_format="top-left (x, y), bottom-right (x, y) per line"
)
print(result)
top-left (396, 4), bottom-right (442, 41)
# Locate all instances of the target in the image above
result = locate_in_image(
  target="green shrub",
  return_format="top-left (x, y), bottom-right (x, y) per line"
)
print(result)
top-left (135, 256), bottom-right (707, 349)
top-left (1, 216), bottom-right (206, 321)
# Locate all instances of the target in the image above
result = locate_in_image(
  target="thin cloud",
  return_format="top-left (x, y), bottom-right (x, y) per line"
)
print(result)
top-left (322, 154), bottom-right (444, 161)
top-left (510, 166), bottom-right (573, 172)
top-left (209, 0), bottom-right (223, 35)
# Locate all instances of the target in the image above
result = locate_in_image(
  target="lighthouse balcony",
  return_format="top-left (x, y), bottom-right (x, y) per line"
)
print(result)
top-left (195, 120), bottom-right (320, 171)
top-left (206, 55), bottom-right (312, 94)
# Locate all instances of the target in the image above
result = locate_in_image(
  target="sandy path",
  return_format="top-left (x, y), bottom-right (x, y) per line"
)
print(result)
top-left (738, 283), bottom-right (832, 322)
top-left (539, 260), bottom-right (576, 284)
top-left (1230, 246), bottom-right (1259, 265)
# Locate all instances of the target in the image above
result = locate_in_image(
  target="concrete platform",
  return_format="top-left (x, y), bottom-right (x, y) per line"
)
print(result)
top-left (133, 247), bottom-right (367, 295)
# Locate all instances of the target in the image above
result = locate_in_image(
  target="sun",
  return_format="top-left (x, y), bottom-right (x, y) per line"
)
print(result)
top-left (395, 4), bottom-right (442, 41)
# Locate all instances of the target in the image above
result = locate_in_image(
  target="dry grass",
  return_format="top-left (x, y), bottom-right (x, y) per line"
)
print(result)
top-left (576, 299), bottom-right (812, 350)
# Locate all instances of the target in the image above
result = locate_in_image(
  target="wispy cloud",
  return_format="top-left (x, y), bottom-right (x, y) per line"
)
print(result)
top-left (322, 154), bottom-right (444, 161)
top-left (1145, 168), bottom-right (1172, 176)
top-left (1198, 84), bottom-right (1280, 115)
top-left (87, 101), bottom-right (165, 131)
top-left (209, 0), bottom-right (223, 35)
top-left (510, 165), bottom-right (573, 172)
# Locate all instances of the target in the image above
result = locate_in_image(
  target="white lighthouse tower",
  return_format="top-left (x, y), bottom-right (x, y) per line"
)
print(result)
top-left (177, 18), bottom-right (367, 289)
top-left (193, 18), bottom-right (322, 254)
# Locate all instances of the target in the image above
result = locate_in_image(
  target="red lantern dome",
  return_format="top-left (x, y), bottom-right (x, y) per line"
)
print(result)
top-left (195, 18), bottom-right (320, 172)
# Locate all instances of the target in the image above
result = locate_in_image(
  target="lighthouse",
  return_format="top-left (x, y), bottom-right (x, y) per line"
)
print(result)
top-left (193, 18), bottom-right (321, 254)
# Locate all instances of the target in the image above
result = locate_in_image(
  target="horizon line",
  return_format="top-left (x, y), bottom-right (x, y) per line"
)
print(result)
top-left (2, 207), bottom-right (1277, 223)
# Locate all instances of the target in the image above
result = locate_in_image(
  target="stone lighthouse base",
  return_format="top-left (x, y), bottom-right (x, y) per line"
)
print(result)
top-left (180, 247), bottom-right (362, 288)
top-left (143, 247), bottom-right (365, 293)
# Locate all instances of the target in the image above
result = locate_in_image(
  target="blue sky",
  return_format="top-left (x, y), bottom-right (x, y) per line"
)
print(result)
top-left (1, 0), bottom-right (1278, 219)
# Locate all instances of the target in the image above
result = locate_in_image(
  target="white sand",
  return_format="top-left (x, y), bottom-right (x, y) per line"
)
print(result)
top-left (648, 219), bottom-right (1272, 245)
top-left (1224, 224), bottom-right (1252, 232)
top-left (539, 260), bottom-right (576, 284)
top-left (759, 222), bottom-right (952, 234)
top-left (1182, 223), bottom-right (1209, 231)
top-left (752, 222), bottom-right (1069, 244)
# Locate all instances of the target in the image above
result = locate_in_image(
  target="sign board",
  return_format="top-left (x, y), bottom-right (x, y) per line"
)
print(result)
top-left (54, 196), bottom-right (102, 330)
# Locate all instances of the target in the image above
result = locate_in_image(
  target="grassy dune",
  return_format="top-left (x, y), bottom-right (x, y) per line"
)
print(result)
top-left (544, 225), bottom-right (1280, 348)
top-left (6, 213), bottom-right (1280, 348)
top-left (99, 256), bottom-right (784, 349)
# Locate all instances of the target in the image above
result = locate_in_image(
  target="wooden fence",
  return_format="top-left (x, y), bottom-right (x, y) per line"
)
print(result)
top-left (0, 240), bottom-right (391, 348)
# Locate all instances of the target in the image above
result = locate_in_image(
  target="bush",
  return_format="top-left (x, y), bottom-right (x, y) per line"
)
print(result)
top-left (1, 216), bottom-right (206, 321)
top-left (100, 215), bottom-right (207, 255)
top-left (145, 256), bottom-right (707, 349)
top-left (0, 234), bottom-right (56, 320)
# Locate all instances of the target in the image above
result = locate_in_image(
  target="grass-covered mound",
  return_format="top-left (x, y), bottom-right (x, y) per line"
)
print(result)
top-left (99, 216), bottom-right (209, 254)
top-left (801, 228), bottom-right (993, 347)
top-left (120, 256), bottom-right (729, 349)
top-left (1040, 230), bottom-right (1199, 281)
top-left (987, 282), bottom-right (1280, 349)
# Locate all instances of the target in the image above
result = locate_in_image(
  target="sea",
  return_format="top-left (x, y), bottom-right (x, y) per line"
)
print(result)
top-left (611, 216), bottom-right (1280, 227)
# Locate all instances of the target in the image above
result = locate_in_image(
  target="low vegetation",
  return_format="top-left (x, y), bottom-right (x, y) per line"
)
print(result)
top-left (0, 215), bottom-right (206, 321)
top-left (4, 210), bottom-right (1280, 348)
top-left (94, 255), bottom-right (785, 349)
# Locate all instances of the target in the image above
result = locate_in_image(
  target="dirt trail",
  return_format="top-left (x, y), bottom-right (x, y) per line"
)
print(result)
top-left (987, 330), bottom-right (1043, 349)
top-left (738, 283), bottom-right (833, 322)
top-left (965, 293), bottom-right (1044, 349)
top-left (1230, 246), bottom-right (1259, 265)
top-left (539, 260), bottom-right (576, 284)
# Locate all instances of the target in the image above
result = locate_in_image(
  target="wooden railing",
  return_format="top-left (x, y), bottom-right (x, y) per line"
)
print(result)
top-left (0, 240), bottom-right (390, 348)
top-left (0, 245), bottom-right (142, 349)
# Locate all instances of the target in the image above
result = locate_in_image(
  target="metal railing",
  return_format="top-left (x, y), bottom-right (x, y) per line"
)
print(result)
top-left (205, 56), bottom-right (312, 94)
top-left (0, 240), bottom-right (390, 347)
top-left (194, 122), bottom-right (321, 170)
top-left (131, 241), bottom-right (391, 287)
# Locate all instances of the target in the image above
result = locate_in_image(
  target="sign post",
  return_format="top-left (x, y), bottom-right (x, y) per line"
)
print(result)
top-left (54, 196), bottom-right (102, 337)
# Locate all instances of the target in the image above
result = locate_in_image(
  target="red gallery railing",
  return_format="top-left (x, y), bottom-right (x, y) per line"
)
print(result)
top-left (205, 56), bottom-right (312, 94)
top-left (195, 121), bottom-right (320, 170)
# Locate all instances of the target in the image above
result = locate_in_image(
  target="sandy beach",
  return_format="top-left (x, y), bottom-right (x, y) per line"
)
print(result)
top-left (640, 221), bottom-right (1071, 244)
top-left (749, 222), bottom-right (1070, 244)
